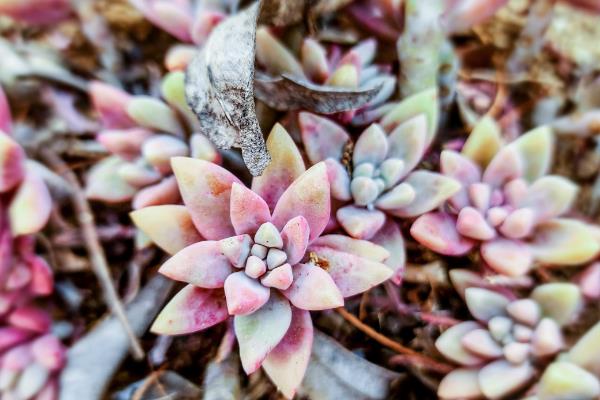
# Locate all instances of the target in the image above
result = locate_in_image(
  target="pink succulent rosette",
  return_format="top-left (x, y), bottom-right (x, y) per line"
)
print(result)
top-left (0, 307), bottom-right (65, 400)
top-left (411, 117), bottom-right (599, 276)
top-left (132, 125), bottom-right (393, 398)
top-left (300, 88), bottom-right (460, 281)
top-left (86, 71), bottom-right (220, 211)
top-left (256, 32), bottom-right (396, 125)
top-left (436, 282), bottom-right (583, 399)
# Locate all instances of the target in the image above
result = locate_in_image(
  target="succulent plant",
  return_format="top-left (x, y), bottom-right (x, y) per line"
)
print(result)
top-left (300, 88), bottom-right (458, 281)
top-left (436, 283), bottom-right (583, 399)
top-left (0, 309), bottom-right (65, 400)
top-left (411, 116), bottom-right (599, 276)
top-left (255, 29), bottom-right (397, 124)
top-left (86, 71), bottom-right (220, 210)
top-left (131, 124), bottom-right (393, 398)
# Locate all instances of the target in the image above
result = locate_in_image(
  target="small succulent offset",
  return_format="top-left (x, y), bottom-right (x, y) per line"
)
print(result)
top-left (436, 283), bottom-right (583, 399)
top-left (86, 71), bottom-right (220, 210)
top-left (0, 308), bottom-right (66, 400)
top-left (411, 117), bottom-right (599, 276)
top-left (132, 125), bottom-right (393, 398)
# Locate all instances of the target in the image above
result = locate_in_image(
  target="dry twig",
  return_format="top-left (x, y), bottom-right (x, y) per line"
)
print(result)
top-left (41, 149), bottom-right (145, 360)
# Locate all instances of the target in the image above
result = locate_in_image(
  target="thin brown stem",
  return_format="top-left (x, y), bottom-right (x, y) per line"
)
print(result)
top-left (336, 308), bottom-right (453, 374)
top-left (41, 149), bottom-right (145, 360)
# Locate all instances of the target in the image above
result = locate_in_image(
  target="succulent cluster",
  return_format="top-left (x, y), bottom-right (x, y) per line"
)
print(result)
top-left (0, 87), bottom-right (64, 400)
top-left (133, 125), bottom-right (393, 397)
top-left (86, 72), bottom-right (219, 210)
top-left (411, 116), bottom-right (598, 276)
top-left (436, 284), bottom-right (581, 399)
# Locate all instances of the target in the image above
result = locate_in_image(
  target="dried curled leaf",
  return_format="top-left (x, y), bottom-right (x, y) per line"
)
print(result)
top-left (254, 74), bottom-right (383, 113)
top-left (186, 2), bottom-right (270, 176)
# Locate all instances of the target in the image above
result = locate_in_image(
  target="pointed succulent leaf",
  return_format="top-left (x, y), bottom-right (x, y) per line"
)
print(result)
top-left (9, 166), bottom-right (52, 235)
top-left (325, 158), bottom-right (352, 201)
top-left (310, 246), bottom-right (393, 297)
top-left (89, 81), bottom-right (135, 129)
top-left (456, 206), bottom-right (496, 240)
top-left (283, 263), bottom-right (344, 310)
top-left (263, 308), bottom-right (313, 399)
top-left (578, 262), bottom-right (600, 299)
top-left (482, 146), bottom-right (523, 187)
top-left (478, 360), bottom-right (534, 399)
top-left (299, 112), bottom-right (350, 164)
top-left (0, 133), bottom-right (24, 192)
top-left (151, 285), bottom-right (228, 335)
top-left (437, 368), bottom-right (483, 400)
top-left (481, 238), bottom-right (533, 276)
top-left (132, 176), bottom-right (181, 209)
top-left (509, 125), bottom-right (554, 181)
top-left (281, 216), bottom-right (310, 265)
top-left (127, 96), bottom-right (184, 136)
top-left (465, 287), bottom-right (509, 322)
top-left (531, 318), bottom-right (563, 357)
top-left (353, 124), bottom-right (389, 166)
top-left (234, 292), bottom-right (292, 374)
top-left (337, 205), bottom-right (386, 240)
top-left (519, 176), bottom-right (578, 222)
top-left (130, 0), bottom-right (193, 42)
top-left (85, 156), bottom-right (137, 203)
top-left (256, 27), bottom-right (305, 78)
top-left (272, 162), bottom-right (330, 242)
top-left (531, 283), bottom-right (582, 326)
top-left (224, 271), bottom-right (270, 315)
top-left (326, 64), bottom-right (359, 88)
top-left (172, 157), bottom-right (241, 240)
top-left (461, 116), bottom-right (504, 168)
top-left (568, 320), bottom-right (600, 376)
top-left (440, 150), bottom-right (481, 210)
top-left (159, 241), bottom-right (233, 287)
top-left (537, 361), bottom-right (600, 400)
top-left (252, 124), bottom-right (305, 210)
top-left (435, 321), bottom-right (485, 366)
top-left (142, 135), bottom-right (189, 173)
top-left (312, 234), bottom-right (389, 263)
top-left (386, 114), bottom-right (428, 175)
top-left (370, 220), bottom-right (405, 283)
top-left (461, 329), bottom-right (503, 358)
top-left (230, 183), bottom-right (271, 236)
top-left (530, 219), bottom-right (599, 266)
top-left (16, 363), bottom-right (49, 399)
top-left (30, 334), bottom-right (65, 371)
top-left (130, 205), bottom-right (202, 255)
top-left (380, 88), bottom-right (439, 145)
top-left (410, 212), bottom-right (476, 256)
top-left (161, 71), bottom-right (199, 128)
top-left (301, 38), bottom-right (329, 83)
top-left (190, 133), bottom-right (220, 163)
top-left (388, 171), bottom-right (461, 217)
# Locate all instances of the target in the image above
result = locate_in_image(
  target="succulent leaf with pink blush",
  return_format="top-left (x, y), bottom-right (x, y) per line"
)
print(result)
top-left (411, 117), bottom-right (599, 276)
top-left (133, 124), bottom-right (393, 398)
top-left (87, 72), bottom-right (221, 211)
top-left (436, 283), bottom-right (582, 399)
top-left (301, 89), bottom-right (457, 281)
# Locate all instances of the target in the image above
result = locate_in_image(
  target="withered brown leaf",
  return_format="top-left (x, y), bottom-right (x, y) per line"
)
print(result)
top-left (254, 73), bottom-right (384, 113)
top-left (185, 2), bottom-right (270, 176)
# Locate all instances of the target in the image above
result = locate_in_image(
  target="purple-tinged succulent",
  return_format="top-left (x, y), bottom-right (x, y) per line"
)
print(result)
top-left (436, 283), bottom-right (582, 399)
top-left (301, 88), bottom-right (458, 280)
top-left (0, 307), bottom-right (65, 400)
top-left (411, 117), bottom-right (599, 276)
top-left (0, 0), bottom-right (71, 25)
top-left (256, 30), bottom-right (396, 124)
top-left (577, 261), bottom-right (600, 300)
top-left (131, 124), bottom-right (393, 398)
top-left (130, 0), bottom-right (226, 45)
top-left (86, 71), bottom-right (220, 210)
